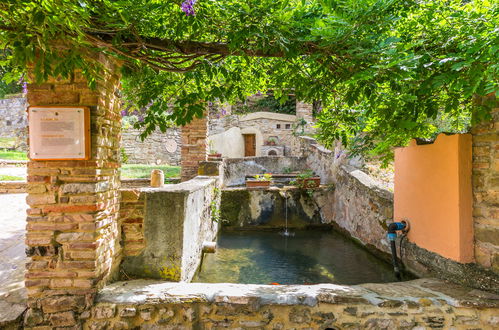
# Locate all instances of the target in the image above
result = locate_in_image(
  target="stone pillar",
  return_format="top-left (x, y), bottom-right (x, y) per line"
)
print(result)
top-left (296, 101), bottom-right (314, 134)
top-left (24, 56), bottom-right (122, 328)
top-left (472, 99), bottom-right (499, 274)
top-left (181, 114), bottom-right (208, 181)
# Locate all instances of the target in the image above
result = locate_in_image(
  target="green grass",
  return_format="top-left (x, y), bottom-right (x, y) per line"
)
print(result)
top-left (120, 164), bottom-right (180, 179)
top-left (0, 174), bottom-right (24, 181)
top-left (0, 149), bottom-right (28, 160)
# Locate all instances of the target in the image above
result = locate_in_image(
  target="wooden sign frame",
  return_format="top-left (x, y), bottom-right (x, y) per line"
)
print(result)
top-left (28, 106), bottom-right (91, 161)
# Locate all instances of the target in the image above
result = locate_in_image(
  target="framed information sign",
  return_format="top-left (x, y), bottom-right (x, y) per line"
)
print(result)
top-left (28, 106), bottom-right (90, 160)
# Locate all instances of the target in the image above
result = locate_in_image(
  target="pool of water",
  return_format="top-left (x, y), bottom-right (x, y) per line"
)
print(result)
top-left (193, 230), bottom-right (407, 285)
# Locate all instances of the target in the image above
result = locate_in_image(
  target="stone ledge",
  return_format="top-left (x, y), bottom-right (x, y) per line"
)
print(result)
top-left (136, 176), bottom-right (218, 194)
top-left (342, 165), bottom-right (393, 201)
top-left (97, 278), bottom-right (499, 309)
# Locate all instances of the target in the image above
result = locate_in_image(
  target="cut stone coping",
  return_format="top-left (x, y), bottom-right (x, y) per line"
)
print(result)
top-left (97, 278), bottom-right (499, 309)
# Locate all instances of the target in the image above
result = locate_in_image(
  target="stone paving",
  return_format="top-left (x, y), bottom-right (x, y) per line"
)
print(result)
top-left (0, 193), bottom-right (27, 326)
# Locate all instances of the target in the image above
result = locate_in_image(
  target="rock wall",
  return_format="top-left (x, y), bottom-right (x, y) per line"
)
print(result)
top-left (120, 177), bottom-right (220, 282)
top-left (330, 167), bottom-right (394, 254)
top-left (85, 278), bottom-right (499, 329)
top-left (472, 103), bottom-right (499, 274)
top-left (0, 95), bottom-right (27, 150)
top-left (121, 128), bottom-right (181, 165)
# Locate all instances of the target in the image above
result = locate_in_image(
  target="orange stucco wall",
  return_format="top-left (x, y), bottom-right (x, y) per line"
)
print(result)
top-left (394, 133), bottom-right (473, 263)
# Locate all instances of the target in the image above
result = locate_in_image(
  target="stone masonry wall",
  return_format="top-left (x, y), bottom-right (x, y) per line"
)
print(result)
top-left (24, 56), bottom-right (123, 328)
top-left (0, 95), bottom-right (28, 150)
top-left (85, 278), bottom-right (499, 329)
top-left (121, 128), bottom-right (181, 165)
top-left (181, 115), bottom-right (208, 181)
top-left (472, 102), bottom-right (499, 274)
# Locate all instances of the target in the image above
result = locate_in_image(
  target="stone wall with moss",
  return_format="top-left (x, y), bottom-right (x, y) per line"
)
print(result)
top-left (221, 187), bottom-right (333, 228)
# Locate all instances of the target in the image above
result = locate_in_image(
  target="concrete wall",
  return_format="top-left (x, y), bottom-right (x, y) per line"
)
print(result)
top-left (394, 134), bottom-right (473, 263)
top-left (120, 177), bottom-right (220, 282)
top-left (121, 128), bottom-right (181, 165)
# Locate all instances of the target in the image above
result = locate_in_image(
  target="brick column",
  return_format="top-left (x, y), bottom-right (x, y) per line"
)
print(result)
top-left (180, 114), bottom-right (208, 181)
top-left (472, 99), bottom-right (499, 273)
top-left (24, 56), bottom-right (122, 328)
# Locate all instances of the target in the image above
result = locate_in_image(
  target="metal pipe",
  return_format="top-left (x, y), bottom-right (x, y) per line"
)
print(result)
top-left (386, 221), bottom-right (408, 281)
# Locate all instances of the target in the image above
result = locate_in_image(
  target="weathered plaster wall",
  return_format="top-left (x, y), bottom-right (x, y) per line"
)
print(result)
top-left (0, 95), bottom-right (27, 150)
top-left (221, 187), bottom-right (334, 228)
top-left (223, 156), bottom-right (308, 186)
top-left (208, 126), bottom-right (245, 158)
top-left (85, 278), bottom-right (499, 329)
top-left (472, 104), bottom-right (499, 274)
top-left (121, 128), bottom-right (181, 165)
top-left (24, 56), bottom-right (123, 328)
top-left (120, 177), bottom-right (220, 282)
top-left (394, 134), bottom-right (474, 263)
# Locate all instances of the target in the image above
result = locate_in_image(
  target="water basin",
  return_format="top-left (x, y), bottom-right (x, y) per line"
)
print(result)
top-left (194, 230), bottom-right (412, 285)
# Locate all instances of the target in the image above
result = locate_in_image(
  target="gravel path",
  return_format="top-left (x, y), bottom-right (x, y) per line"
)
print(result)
top-left (0, 193), bottom-right (27, 326)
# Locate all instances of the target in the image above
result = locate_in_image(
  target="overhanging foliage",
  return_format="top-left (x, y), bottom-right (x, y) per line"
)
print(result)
top-left (0, 0), bottom-right (497, 159)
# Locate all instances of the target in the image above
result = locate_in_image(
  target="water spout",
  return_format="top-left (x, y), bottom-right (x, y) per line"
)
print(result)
top-left (279, 189), bottom-right (294, 237)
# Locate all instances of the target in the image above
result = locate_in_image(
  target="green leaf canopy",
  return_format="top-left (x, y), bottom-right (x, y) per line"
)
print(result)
top-left (0, 0), bottom-right (497, 158)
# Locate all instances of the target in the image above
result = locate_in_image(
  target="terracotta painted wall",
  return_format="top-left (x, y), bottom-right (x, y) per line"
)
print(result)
top-left (394, 133), bottom-right (473, 263)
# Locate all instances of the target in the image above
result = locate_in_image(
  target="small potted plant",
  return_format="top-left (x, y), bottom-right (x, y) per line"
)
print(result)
top-left (208, 141), bottom-right (222, 160)
top-left (265, 137), bottom-right (278, 146)
top-left (295, 170), bottom-right (320, 188)
top-left (246, 173), bottom-right (273, 188)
